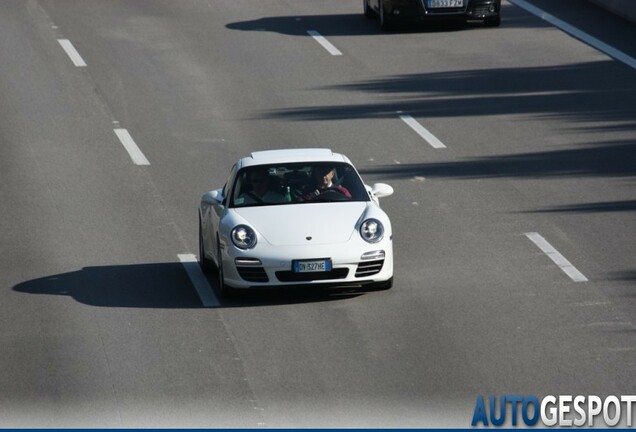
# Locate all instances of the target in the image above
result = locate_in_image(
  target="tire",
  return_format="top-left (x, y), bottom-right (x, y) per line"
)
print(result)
top-left (372, 277), bottom-right (393, 290)
top-left (198, 216), bottom-right (214, 273)
top-left (217, 241), bottom-right (236, 298)
top-left (363, 0), bottom-right (374, 18)
top-left (379, 0), bottom-right (393, 31)
top-left (484, 15), bottom-right (501, 27)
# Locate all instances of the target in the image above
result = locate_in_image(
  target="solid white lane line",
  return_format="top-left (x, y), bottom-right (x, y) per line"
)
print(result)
top-left (509, 0), bottom-right (636, 70)
top-left (307, 30), bottom-right (342, 56)
top-left (113, 128), bottom-right (150, 166)
top-left (399, 115), bottom-right (447, 149)
top-left (57, 39), bottom-right (87, 67)
top-left (524, 232), bottom-right (589, 282)
top-left (178, 254), bottom-right (220, 308)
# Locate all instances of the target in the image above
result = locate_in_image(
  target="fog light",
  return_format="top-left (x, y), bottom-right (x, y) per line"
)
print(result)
top-left (393, 9), bottom-right (400, 15)
top-left (235, 257), bottom-right (262, 266)
top-left (361, 250), bottom-right (385, 261)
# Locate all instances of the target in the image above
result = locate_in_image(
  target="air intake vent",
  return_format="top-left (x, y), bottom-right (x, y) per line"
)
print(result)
top-left (276, 268), bottom-right (349, 282)
top-left (426, 7), bottom-right (464, 14)
top-left (237, 267), bottom-right (269, 283)
top-left (470, 5), bottom-right (493, 16)
top-left (355, 259), bottom-right (384, 277)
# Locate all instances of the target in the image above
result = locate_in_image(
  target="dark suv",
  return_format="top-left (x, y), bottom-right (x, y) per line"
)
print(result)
top-left (364, 0), bottom-right (501, 30)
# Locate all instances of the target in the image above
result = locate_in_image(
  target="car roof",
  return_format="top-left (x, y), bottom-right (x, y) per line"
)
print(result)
top-left (238, 148), bottom-right (351, 168)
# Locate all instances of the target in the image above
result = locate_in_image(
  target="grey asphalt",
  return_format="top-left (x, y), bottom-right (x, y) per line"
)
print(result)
top-left (1, 0), bottom-right (635, 427)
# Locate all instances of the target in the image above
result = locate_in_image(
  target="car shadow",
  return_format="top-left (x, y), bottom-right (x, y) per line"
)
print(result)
top-left (219, 284), bottom-right (365, 308)
top-left (225, 14), bottom-right (473, 37)
top-left (225, 4), bottom-right (528, 37)
top-left (609, 270), bottom-right (636, 283)
top-left (523, 200), bottom-right (636, 214)
top-left (12, 262), bottom-right (363, 309)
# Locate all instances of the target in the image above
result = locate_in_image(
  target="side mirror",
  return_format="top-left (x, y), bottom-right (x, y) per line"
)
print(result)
top-left (202, 188), bottom-right (224, 205)
top-left (371, 183), bottom-right (393, 199)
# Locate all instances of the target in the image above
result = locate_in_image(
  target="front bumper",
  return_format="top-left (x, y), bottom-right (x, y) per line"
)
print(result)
top-left (385, 0), bottom-right (500, 22)
top-left (221, 238), bottom-right (394, 289)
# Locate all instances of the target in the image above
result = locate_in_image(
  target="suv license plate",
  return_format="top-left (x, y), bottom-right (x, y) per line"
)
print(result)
top-left (293, 259), bottom-right (332, 273)
top-left (428, 0), bottom-right (463, 8)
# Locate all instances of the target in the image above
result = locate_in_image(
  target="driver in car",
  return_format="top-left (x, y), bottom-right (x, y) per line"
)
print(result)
top-left (303, 166), bottom-right (352, 200)
top-left (239, 169), bottom-right (285, 205)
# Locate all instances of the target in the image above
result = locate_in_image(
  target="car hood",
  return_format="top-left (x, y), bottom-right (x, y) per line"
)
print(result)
top-left (233, 202), bottom-right (367, 246)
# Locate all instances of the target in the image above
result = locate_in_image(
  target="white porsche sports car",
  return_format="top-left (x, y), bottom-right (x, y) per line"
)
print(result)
top-left (198, 148), bottom-right (394, 297)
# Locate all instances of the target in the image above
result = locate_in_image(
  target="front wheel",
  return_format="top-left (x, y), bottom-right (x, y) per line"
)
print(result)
top-left (379, 0), bottom-right (393, 31)
top-left (198, 216), bottom-right (214, 273)
top-left (484, 15), bottom-right (501, 27)
top-left (363, 0), bottom-right (374, 18)
top-left (371, 277), bottom-right (393, 290)
top-left (217, 242), bottom-right (237, 298)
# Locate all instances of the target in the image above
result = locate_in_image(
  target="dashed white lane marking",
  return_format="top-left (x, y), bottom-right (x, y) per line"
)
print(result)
top-left (574, 300), bottom-right (610, 307)
top-left (607, 347), bottom-right (636, 352)
top-left (178, 253), bottom-right (220, 308)
top-left (307, 30), bottom-right (343, 56)
top-left (524, 232), bottom-right (589, 282)
top-left (57, 39), bottom-right (87, 67)
top-left (509, 0), bottom-right (636, 71)
top-left (113, 128), bottom-right (150, 166)
top-left (583, 321), bottom-right (632, 328)
top-left (399, 114), bottom-right (447, 149)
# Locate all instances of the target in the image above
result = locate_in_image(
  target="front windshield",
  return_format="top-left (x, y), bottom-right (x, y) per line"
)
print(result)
top-left (230, 162), bottom-right (369, 208)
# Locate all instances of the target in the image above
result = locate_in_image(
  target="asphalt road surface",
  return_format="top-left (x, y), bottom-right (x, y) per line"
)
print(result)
top-left (1, 0), bottom-right (635, 427)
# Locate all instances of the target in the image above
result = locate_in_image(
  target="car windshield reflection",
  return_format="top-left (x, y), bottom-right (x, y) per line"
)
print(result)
top-left (230, 162), bottom-right (369, 208)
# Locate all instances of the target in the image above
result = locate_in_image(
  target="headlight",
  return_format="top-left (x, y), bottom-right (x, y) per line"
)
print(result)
top-left (360, 218), bottom-right (384, 243)
top-left (231, 225), bottom-right (257, 249)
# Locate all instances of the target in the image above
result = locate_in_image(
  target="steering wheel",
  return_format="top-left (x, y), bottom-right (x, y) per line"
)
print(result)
top-left (307, 187), bottom-right (349, 201)
top-left (323, 187), bottom-right (348, 195)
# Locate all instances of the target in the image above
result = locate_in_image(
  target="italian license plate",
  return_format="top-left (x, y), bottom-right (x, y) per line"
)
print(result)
top-left (428, 0), bottom-right (463, 8)
top-left (293, 259), bottom-right (332, 273)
